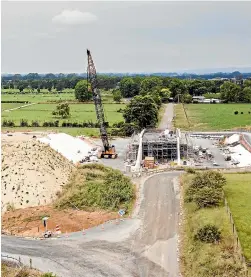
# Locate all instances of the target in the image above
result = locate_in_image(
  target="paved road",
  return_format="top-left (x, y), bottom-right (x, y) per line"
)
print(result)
top-left (159, 103), bottom-right (174, 130)
top-left (2, 172), bottom-right (181, 277)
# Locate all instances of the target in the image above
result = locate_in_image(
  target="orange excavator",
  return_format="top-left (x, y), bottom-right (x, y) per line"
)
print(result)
top-left (87, 49), bottom-right (117, 159)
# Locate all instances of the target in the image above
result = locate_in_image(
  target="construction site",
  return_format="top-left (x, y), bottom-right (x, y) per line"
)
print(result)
top-left (125, 128), bottom-right (193, 170)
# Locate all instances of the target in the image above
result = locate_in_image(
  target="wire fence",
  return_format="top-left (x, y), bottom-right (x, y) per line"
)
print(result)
top-left (224, 197), bottom-right (250, 276)
top-left (1, 254), bottom-right (33, 270)
top-left (1, 254), bottom-right (23, 268)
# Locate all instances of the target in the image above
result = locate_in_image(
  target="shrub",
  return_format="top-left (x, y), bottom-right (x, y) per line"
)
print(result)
top-left (117, 108), bottom-right (124, 113)
top-left (195, 224), bottom-right (221, 243)
top-left (15, 268), bottom-right (30, 277)
top-left (20, 119), bottom-right (28, 127)
top-left (41, 273), bottom-right (57, 277)
top-left (54, 120), bottom-right (59, 127)
top-left (6, 202), bottom-right (15, 212)
top-left (185, 167), bottom-right (196, 174)
top-left (241, 112), bottom-right (243, 114)
top-left (234, 111), bottom-right (238, 115)
top-left (185, 171), bottom-right (226, 203)
top-left (2, 119), bottom-right (8, 127)
top-left (190, 171), bottom-right (226, 190)
top-left (2, 119), bottom-right (15, 127)
top-left (8, 120), bottom-right (15, 127)
top-left (112, 121), bottom-right (125, 128)
top-left (194, 187), bottom-right (223, 208)
top-left (31, 120), bottom-right (40, 127)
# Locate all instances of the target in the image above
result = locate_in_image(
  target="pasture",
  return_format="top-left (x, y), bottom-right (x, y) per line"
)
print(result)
top-left (174, 103), bottom-right (251, 131)
top-left (2, 103), bottom-right (125, 125)
top-left (1, 103), bottom-right (25, 111)
top-left (224, 173), bottom-right (251, 263)
top-left (1, 90), bottom-right (114, 103)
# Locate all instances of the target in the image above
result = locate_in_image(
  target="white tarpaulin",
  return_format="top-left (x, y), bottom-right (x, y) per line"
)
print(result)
top-left (38, 133), bottom-right (96, 164)
top-left (230, 144), bottom-right (251, 167)
top-left (224, 134), bottom-right (240, 145)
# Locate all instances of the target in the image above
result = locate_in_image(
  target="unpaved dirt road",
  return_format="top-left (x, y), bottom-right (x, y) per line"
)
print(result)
top-left (159, 103), bottom-right (174, 130)
top-left (2, 172), bottom-right (181, 277)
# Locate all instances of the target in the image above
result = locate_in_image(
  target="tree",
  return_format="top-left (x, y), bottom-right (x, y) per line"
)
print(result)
top-left (181, 93), bottom-right (192, 103)
top-left (123, 95), bottom-right (158, 129)
top-left (160, 88), bottom-right (171, 102)
top-left (241, 87), bottom-right (251, 103)
top-left (52, 103), bottom-right (70, 119)
top-left (55, 81), bottom-right (65, 93)
top-left (140, 77), bottom-right (163, 95)
top-left (120, 78), bottom-right (139, 98)
top-left (220, 81), bottom-right (240, 102)
top-left (244, 80), bottom-right (251, 88)
top-left (17, 84), bottom-right (25, 93)
top-left (74, 80), bottom-right (92, 102)
top-left (113, 90), bottom-right (122, 103)
top-left (168, 79), bottom-right (187, 98)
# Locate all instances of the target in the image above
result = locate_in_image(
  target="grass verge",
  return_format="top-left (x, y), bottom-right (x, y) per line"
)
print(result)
top-left (55, 163), bottom-right (135, 213)
top-left (1, 261), bottom-right (54, 277)
top-left (180, 173), bottom-right (245, 277)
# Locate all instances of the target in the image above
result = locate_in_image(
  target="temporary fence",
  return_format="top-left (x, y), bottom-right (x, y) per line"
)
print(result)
top-left (224, 197), bottom-right (250, 276)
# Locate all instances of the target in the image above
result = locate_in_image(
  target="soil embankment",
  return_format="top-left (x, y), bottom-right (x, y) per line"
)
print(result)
top-left (1, 133), bottom-right (74, 211)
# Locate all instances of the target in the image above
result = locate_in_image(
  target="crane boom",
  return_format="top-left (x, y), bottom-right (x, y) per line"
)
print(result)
top-left (87, 49), bottom-right (117, 158)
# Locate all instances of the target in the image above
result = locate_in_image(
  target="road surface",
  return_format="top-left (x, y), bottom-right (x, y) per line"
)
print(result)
top-left (2, 172), bottom-right (181, 277)
top-left (159, 103), bottom-right (174, 130)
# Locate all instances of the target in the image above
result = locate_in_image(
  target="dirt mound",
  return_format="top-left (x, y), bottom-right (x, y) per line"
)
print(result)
top-left (1, 133), bottom-right (75, 212)
top-left (2, 205), bottom-right (119, 237)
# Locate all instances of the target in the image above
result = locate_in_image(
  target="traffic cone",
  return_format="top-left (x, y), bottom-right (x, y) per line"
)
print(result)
top-left (82, 229), bottom-right (86, 235)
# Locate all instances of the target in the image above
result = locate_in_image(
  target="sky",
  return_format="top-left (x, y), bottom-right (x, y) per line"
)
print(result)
top-left (1, 1), bottom-right (251, 74)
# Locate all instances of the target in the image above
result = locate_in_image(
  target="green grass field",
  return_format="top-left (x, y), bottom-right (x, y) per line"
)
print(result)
top-left (2, 103), bottom-right (125, 125)
top-left (180, 173), bottom-right (245, 277)
top-left (174, 103), bottom-right (251, 131)
top-left (1, 91), bottom-right (115, 103)
top-left (1, 93), bottom-right (75, 103)
top-left (1, 103), bottom-right (25, 111)
top-left (224, 173), bottom-right (251, 263)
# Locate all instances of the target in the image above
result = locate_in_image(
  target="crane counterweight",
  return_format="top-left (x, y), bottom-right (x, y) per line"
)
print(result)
top-left (87, 49), bottom-right (117, 159)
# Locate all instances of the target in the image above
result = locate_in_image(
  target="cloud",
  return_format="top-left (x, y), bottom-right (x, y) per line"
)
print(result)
top-left (52, 10), bottom-right (97, 25)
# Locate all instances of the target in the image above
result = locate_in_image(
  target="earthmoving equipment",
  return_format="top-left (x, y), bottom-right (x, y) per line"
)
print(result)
top-left (87, 49), bottom-right (117, 159)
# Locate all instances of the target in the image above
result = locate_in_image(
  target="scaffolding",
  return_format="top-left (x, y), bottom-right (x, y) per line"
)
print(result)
top-left (125, 129), bottom-right (190, 164)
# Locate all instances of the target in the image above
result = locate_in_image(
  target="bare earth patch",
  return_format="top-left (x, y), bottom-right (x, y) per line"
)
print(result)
top-left (2, 205), bottom-right (119, 237)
